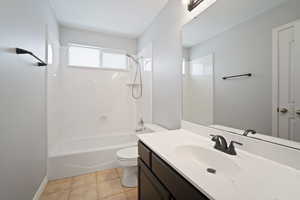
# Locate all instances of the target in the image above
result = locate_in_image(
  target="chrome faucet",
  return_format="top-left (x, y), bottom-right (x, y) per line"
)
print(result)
top-left (243, 129), bottom-right (256, 136)
top-left (210, 135), bottom-right (243, 156)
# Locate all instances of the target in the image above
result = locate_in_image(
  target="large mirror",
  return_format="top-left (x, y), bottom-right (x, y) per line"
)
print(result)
top-left (182, 0), bottom-right (300, 145)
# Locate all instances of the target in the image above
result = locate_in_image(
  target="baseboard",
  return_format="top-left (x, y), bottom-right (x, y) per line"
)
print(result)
top-left (33, 176), bottom-right (48, 200)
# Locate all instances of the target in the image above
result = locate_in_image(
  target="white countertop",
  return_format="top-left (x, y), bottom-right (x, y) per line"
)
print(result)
top-left (138, 129), bottom-right (300, 200)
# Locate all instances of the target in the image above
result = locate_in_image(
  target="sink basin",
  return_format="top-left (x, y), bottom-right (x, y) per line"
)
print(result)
top-left (174, 145), bottom-right (241, 178)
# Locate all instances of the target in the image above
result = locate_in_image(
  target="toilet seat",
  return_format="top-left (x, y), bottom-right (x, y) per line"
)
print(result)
top-left (117, 146), bottom-right (138, 161)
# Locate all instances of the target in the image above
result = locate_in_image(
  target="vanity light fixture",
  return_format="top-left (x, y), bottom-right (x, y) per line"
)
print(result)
top-left (188, 0), bottom-right (205, 12)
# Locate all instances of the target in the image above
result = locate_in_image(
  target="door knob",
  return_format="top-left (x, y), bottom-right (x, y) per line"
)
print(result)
top-left (296, 110), bottom-right (300, 116)
top-left (279, 108), bottom-right (288, 114)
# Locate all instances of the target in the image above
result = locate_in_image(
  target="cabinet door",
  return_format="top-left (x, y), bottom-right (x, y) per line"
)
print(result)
top-left (138, 141), bottom-right (152, 167)
top-left (151, 154), bottom-right (209, 200)
top-left (138, 159), bottom-right (170, 200)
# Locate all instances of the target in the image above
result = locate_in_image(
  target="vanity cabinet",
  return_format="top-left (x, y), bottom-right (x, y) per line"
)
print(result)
top-left (139, 159), bottom-right (170, 200)
top-left (138, 141), bottom-right (209, 200)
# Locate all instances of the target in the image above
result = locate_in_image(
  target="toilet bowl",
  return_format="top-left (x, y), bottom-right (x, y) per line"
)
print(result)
top-left (116, 146), bottom-right (138, 187)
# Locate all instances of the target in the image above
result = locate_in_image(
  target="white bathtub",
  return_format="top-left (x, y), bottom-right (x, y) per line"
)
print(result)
top-left (47, 125), bottom-right (165, 180)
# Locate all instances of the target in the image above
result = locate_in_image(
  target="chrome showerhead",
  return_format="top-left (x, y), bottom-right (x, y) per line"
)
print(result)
top-left (126, 53), bottom-right (135, 59)
top-left (126, 54), bottom-right (142, 64)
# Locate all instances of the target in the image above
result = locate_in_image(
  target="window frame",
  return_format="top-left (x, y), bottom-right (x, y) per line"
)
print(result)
top-left (67, 43), bottom-right (129, 71)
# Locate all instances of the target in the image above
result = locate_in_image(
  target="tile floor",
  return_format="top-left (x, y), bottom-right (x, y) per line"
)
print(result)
top-left (41, 168), bottom-right (138, 200)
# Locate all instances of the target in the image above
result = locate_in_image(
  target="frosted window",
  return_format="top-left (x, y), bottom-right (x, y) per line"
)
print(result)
top-left (102, 52), bottom-right (127, 70)
top-left (48, 44), bottom-right (53, 65)
top-left (69, 45), bottom-right (100, 67)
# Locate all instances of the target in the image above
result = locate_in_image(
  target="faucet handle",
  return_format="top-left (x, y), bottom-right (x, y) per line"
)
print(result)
top-left (209, 134), bottom-right (216, 139)
top-left (227, 141), bottom-right (243, 156)
top-left (209, 134), bottom-right (219, 142)
top-left (209, 135), bottom-right (229, 152)
top-left (243, 129), bottom-right (256, 136)
top-left (230, 141), bottom-right (243, 146)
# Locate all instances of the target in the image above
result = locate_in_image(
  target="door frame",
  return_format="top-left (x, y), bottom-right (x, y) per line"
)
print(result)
top-left (272, 20), bottom-right (299, 137)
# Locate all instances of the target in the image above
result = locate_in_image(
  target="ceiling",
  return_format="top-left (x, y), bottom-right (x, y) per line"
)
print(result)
top-left (50, 0), bottom-right (168, 38)
top-left (183, 0), bottom-right (289, 47)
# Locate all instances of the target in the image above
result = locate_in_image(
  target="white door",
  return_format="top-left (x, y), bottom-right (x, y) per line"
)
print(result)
top-left (273, 21), bottom-right (300, 142)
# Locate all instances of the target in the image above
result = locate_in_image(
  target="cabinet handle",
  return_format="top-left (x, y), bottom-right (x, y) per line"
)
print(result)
top-left (296, 110), bottom-right (300, 116)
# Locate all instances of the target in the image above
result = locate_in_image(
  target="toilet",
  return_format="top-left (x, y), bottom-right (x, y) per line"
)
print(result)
top-left (116, 146), bottom-right (138, 187)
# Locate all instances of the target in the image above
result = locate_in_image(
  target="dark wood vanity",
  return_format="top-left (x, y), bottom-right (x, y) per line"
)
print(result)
top-left (138, 141), bottom-right (210, 200)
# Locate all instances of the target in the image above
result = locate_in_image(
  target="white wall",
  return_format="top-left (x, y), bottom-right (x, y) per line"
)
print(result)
top-left (137, 0), bottom-right (183, 129)
top-left (137, 0), bottom-right (216, 129)
top-left (48, 27), bottom-right (138, 148)
top-left (47, 45), bottom-right (62, 151)
top-left (60, 50), bottom-right (136, 139)
top-left (189, 0), bottom-right (300, 135)
top-left (0, 0), bottom-right (59, 199)
top-left (47, 21), bottom-right (62, 154)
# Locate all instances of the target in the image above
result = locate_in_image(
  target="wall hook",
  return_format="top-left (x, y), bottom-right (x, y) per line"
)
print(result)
top-left (16, 48), bottom-right (47, 66)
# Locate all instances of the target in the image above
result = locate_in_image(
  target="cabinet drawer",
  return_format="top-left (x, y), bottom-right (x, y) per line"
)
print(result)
top-left (138, 141), bottom-right (151, 167)
top-left (138, 159), bottom-right (170, 200)
top-left (151, 153), bottom-right (209, 200)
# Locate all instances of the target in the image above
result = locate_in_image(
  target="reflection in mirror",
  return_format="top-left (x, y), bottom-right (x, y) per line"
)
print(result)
top-left (183, 54), bottom-right (214, 126)
top-left (182, 0), bottom-right (300, 144)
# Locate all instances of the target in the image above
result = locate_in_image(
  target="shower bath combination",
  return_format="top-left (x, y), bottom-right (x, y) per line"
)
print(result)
top-left (126, 54), bottom-right (143, 100)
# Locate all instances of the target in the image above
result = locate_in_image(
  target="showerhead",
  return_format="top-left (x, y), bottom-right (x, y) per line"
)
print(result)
top-left (126, 54), bottom-right (139, 64)
top-left (126, 53), bottom-right (135, 60)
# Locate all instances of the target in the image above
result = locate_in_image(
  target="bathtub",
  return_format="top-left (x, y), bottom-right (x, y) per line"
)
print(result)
top-left (48, 124), bottom-right (166, 180)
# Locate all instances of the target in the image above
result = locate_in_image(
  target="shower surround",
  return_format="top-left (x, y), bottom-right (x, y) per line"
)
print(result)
top-left (47, 42), bottom-right (153, 179)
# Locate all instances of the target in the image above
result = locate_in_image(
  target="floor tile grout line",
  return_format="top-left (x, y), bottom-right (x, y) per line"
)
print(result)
top-left (67, 189), bottom-right (71, 200)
